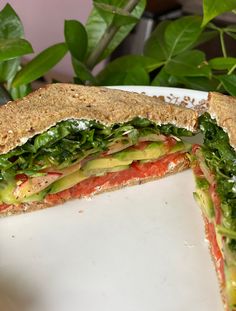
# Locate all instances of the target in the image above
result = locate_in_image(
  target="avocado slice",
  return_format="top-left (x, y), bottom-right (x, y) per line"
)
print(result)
top-left (50, 165), bottom-right (130, 194)
top-left (0, 180), bottom-right (18, 204)
top-left (193, 187), bottom-right (214, 219)
top-left (114, 142), bottom-right (167, 161)
top-left (22, 188), bottom-right (49, 203)
top-left (113, 141), bottom-right (189, 162)
top-left (225, 265), bottom-right (236, 308)
top-left (82, 157), bottom-right (132, 171)
top-left (171, 141), bottom-right (191, 153)
top-left (83, 165), bottom-right (130, 177)
top-left (50, 170), bottom-right (88, 194)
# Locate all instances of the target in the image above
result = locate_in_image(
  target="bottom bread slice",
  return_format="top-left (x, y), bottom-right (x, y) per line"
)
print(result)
top-left (0, 152), bottom-right (189, 217)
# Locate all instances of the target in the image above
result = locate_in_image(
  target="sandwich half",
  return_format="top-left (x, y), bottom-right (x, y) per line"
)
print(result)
top-left (192, 92), bottom-right (236, 311)
top-left (0, 83), bottom-right (198, 216)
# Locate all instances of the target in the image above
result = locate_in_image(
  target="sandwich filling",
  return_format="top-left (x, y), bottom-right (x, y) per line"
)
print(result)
top-left (192, 113), bottom-right (236, 310)
top-left (0, 117), bottom-right (192, 211)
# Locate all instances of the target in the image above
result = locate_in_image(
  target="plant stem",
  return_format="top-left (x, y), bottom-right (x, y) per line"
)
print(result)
top-left (86, 0), bottom-right (140, 70)
top-left (228, 64), bottom-right (236, 75)
top-left (220, 30), bottom-right (227, 58)
top-left (216, 30), bottom-right (229, 91)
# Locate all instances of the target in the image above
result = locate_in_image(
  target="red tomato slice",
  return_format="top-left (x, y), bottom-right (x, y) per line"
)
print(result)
top-left (15, 174), bottom-right (28, 182)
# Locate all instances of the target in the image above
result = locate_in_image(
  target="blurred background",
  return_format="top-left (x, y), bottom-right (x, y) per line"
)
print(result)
top-left (0, 0), bottom-right (93, 80)
top-left (1, 0), bottom-right (236, 81)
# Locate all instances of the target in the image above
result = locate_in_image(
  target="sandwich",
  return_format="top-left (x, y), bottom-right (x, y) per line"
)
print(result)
top-left (1, 83), bottom-right (235, 310)
top-left (0, 83), bottom-right (198, 216)
top-left (192, 92), bottom-right (236, 311)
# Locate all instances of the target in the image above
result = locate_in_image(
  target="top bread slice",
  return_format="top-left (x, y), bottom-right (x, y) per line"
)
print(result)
top-left (208, 92), bottom-right (236, 151)
top-left (0, 84), bottom-right (198, 155)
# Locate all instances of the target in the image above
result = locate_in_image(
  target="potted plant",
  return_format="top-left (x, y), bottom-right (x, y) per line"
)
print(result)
top-left (0, 0), bottom-right (236, 103)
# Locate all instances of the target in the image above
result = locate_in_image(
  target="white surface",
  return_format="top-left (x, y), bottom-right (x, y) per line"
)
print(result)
top-left (0, 87), bottom-right (222, 311)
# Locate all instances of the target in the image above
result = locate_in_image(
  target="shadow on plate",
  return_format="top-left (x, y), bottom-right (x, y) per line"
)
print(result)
top-left (0, 271), bottom-right (39, 311)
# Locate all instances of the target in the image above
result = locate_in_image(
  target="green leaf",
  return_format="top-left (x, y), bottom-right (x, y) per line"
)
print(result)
top-left (217, 74), bottom-right (236, 96)
top-left (0, 38), bottom-right (33, 61)
top-left (97, 55), bottom-right (164, 84)
top-left (165, 50), bottom-right (211, 77)
top-left (94, 2), bottom-right (138, 26)
top-left (165, 16), bottom-right (203, 58)
top-left (144, 20), bottom-right (171, 61)
top-left (10, 83), bottom-right (32, 100)
top-left (85, 0), bottom-right (146, 63)
top-left (0, 5), bottom-right (28, 86)
top-left (0, 4), bottom-right (24, 39)
top-left (151, 67), bottom-right (178, 87)
top-left (202, 0), bottom-right (236, 27)
top-left (72, 57), bottom-right (97, 84)
top-left (98, 65), bottom-right (149, 85)
top-left (0, 58), bottom-right (20, 82)
top-left (12, 43), bottom-right (68, 87)
top-left (192, 30), bottom-right (218, 47)
top-left (209, 57), bottom-right (236, 70)
top-left (64, 20), bottom-right (88, 61)
top-left (97, 55), bottom-right (163, 84)
top-left (176, 76), bottom-right (219, 91)
top-left (93, 1), bottom-right (114, 25)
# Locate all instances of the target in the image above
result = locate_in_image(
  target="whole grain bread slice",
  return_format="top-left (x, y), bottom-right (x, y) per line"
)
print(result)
top-left (0, 83), bottom-right (198, 155)
top-left (208, 92), bottom-right (236, 151)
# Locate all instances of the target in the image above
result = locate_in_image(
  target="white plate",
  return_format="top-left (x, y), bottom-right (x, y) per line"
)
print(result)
top-left (0, 87), bottom-right (223, 311)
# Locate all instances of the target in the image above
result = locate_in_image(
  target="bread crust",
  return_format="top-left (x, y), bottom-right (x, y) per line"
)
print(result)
top-left (208, 92), bottom-right (236, 151)
top-left (0, 83), bottom-right (198, 155)
top-left (0, 154), bottom-right (189, 217)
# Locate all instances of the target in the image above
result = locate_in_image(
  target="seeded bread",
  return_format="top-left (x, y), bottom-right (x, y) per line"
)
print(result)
top-left (208, 92), bottom-right (236, 151)
top-left (0, 83), bottom-right (198, 155)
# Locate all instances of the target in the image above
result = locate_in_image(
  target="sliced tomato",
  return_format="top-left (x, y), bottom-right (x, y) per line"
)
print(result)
top-left (15, 173), bottom-right (28, 183)
top-left (46, 152), bottom-right (187, 205)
